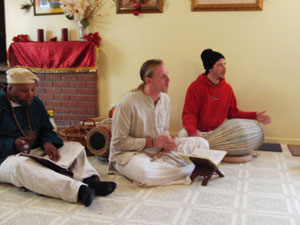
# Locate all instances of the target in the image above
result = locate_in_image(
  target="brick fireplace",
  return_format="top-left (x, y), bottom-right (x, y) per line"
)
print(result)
top-left (36, 71), bottom-right (98, 129)
top-left (1, 66), bottom-right (98, 130)
top-left (6, 41), bottom-right (100, 130)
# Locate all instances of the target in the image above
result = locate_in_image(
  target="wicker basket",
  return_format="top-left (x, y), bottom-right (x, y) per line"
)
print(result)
top-left (58, 119), bottom-right (97, 147)
top-left (59, 118), bottom-right (112, 157)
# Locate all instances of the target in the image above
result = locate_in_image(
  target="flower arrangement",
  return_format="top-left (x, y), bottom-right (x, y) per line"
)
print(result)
top-left (60, 0), bottom-right (102, 28)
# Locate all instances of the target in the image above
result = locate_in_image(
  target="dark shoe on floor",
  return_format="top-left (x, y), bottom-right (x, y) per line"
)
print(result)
top-left (78, 185), bottom-right (95, 207)
top-left (83, 175), bottom-right (100, 183)
top-left (83, 176), bottom-right (117, 196)
top-left (92, 181), bottom-right (117, 196)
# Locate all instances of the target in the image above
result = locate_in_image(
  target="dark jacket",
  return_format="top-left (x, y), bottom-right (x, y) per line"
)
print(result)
top-left (0, 89), bottom-right (63, 165)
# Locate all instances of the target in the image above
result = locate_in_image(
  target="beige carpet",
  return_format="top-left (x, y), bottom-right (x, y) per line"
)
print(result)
top-left (1, 145), bottom-right (300, 225)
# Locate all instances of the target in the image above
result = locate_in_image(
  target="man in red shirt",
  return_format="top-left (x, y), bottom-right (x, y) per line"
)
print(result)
top-left (180, 49), bottom-right (271, 156)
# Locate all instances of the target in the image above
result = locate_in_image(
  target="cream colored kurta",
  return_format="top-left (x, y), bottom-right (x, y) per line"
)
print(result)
top-left (108, 90), bottom-right (210, 186)
top-left (109, 90), bottom-right (170, 172)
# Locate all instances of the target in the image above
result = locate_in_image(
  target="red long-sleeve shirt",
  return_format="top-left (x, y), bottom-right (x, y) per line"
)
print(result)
top-left (182, 74), bottom-right (256, 136)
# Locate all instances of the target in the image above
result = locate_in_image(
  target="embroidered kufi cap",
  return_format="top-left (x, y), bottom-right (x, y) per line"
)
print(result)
top-left (6, 68), bottom-right (40, 84)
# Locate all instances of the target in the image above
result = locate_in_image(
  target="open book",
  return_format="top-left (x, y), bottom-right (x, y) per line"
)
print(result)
top-left (176, 148), bottom-right (227, 167)
top-left (19, 141), bottom-right (84, 175)
top-left (176, 148), bottom-right (227, 186)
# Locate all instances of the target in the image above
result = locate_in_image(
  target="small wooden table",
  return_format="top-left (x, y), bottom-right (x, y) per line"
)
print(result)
top-left (189, 157), bottom-right (224, 186)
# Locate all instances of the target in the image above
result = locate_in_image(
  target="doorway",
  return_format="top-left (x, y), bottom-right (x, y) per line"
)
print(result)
top-left (0, 0), bottom-right (7, 64)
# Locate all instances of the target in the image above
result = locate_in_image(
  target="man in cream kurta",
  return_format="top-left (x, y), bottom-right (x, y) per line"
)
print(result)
top-left (109, 59), bottom-right (209, 186)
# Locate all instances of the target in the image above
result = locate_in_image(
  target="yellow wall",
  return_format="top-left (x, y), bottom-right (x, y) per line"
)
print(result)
top-left (5, 0), bottom-right (300, 144)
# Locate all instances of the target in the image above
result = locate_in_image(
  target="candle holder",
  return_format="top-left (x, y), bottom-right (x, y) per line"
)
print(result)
top-left (62, 28), bottom-right (68, 41)
top-left (37, 29), bottom-right (44, 42)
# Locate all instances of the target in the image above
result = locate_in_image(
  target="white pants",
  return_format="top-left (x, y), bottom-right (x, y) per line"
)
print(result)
top-left (0, 144), bottom-right (99, 203)
top-left (115, 137), bottom-right (209, 186)
top-left (178, 128), bottom-right (209, 138)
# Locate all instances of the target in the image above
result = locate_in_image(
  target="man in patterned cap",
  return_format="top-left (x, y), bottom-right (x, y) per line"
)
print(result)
top-left (180, 49), bottom-right (271, 157)
top-left (0, 68), bottom-right (116, 206)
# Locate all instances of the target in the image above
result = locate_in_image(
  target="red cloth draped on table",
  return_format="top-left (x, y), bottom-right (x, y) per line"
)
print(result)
top-left (7, 41), bottom-right (97, 73)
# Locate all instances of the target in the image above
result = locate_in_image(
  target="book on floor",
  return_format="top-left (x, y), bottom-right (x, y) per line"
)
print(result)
top-left (19, 141), bottom-right (84, 175)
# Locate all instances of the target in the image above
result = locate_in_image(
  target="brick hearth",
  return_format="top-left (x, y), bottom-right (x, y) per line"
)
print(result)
top-left (36, 71), bottom-right (98, 129)
top-left (0, 65), bottom-right (98, 129)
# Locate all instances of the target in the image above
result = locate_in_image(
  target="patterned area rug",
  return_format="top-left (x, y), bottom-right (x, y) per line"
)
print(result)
top-left (0, 145), bottom-right (300, 225)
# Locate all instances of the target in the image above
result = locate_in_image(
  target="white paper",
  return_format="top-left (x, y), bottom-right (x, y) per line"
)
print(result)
top-left (20, 141), bottom-right (84, 169)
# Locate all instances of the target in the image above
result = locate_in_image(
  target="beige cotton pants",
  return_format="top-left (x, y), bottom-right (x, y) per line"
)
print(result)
top-left (0, 143), bottom-right (99, 203)
top-left (115, 137), bottom-right (209, 186)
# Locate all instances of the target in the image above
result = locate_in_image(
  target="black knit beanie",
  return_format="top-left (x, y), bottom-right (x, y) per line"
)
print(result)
top-left (201, 49), bottom-right (225, 72)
